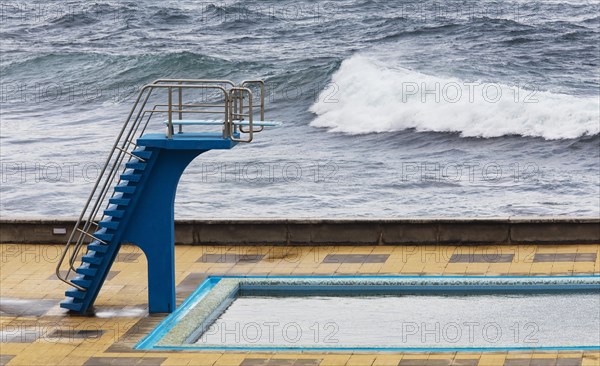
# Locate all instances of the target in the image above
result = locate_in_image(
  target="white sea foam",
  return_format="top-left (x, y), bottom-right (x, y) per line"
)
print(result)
top-left (310, 55), bottom-right (600, 139)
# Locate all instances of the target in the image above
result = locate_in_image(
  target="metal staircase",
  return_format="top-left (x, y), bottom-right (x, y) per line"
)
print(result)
top-left (55, 79), bottom-right (276, 313)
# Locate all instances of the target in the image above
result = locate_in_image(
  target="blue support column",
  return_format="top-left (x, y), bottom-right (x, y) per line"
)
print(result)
top-left (121, 134), bottom-right (237, 313)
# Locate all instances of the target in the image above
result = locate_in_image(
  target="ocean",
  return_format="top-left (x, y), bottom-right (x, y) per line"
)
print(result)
top-left (1, 0), bottom-right (599, 218)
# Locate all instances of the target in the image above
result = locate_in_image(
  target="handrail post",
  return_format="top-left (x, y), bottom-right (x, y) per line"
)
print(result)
top-left (167, 87), bottom-right (173, 139)
top-left (178, 82), bottom-right (183, 134)
top-left (240, 80), bottom-right (265, 132)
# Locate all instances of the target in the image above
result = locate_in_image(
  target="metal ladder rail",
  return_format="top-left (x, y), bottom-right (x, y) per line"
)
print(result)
top-left (67, 103), bottom-right (169, 272)
top-left (55, 86), bottom-right (156, 289)
top-left (66, 91), bottom-right (168, 272)
top-left (66, 91), bottom-right (157, 271)
top-left (67, 108), bottom-right (158, 271)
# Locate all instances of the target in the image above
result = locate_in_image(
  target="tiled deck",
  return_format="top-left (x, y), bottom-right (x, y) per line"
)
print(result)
top-left (1, 243), bottom-right (599, 366)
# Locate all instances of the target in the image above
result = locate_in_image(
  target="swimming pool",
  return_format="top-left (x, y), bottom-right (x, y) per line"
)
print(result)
top-left (135, 275), bottom-right (600, 352)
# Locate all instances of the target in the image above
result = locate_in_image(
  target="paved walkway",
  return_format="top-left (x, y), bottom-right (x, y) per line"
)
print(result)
top-left (1, 244), bottom-right (599, 366)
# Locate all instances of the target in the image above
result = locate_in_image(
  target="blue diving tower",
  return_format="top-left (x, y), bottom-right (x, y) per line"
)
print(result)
top-left (55, 79), bottom-right (278, 313)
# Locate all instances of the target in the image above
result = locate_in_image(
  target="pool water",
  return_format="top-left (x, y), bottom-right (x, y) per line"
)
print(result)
top-left (195, 293), bottom-right (600, 348)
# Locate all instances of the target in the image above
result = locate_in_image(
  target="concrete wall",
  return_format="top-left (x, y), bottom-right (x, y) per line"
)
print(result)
top-left (1, 217), bottom-right (598, 245)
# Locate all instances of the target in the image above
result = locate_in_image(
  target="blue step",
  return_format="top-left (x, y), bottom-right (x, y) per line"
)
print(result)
top-left (125, 160), bottom-right (146, 171)
top-left (60, 298), bottom-right (83, 311)
top-left (88, 242), bottom-right (109, 253)
top-left (132, 149), bottom-right (152, 159)
top-left (71, 276), bottom-right (92, 288)
top-left (98, 219), bottom-right (119, 230)
top-left (75, 263), bottom-right (98, 276)
top-left (92, 230), bottom-right (113, 242)
top-left (66, 288), bottom-right (86, 299)
top-left (114, 184), bottom-right (136, 194)
top-left (104, 209), bottom-right (125, 219)
top-left (108, 196), bottom-right (131, 206)
top-left (82, 251), bottom-right (104, 265)
top-left (121, 172), bottom-right (142, 182)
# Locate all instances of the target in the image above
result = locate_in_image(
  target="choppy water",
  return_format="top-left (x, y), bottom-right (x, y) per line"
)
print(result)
top-left (196, 294), bottom-right (600, 348)
top-left (1, 0), bottom-right (599, 217)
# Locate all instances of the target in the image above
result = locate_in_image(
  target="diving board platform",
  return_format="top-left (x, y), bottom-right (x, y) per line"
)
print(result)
top-left (55, 79), bottom-right (279, 314)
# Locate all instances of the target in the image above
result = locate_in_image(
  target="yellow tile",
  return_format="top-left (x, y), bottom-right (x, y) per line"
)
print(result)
top-left (477, 354), bottom-right (506, 366)
top-left (399, 354), bottom-right (429, 360)
top-left (573, 262), bottom-right (596, 273)
top-left (162, 358), bottom-right (193, 366)
top-left (443, 263), bottom-right (468, 275)
top-left (319, 355), bottom-right (352, 366)
top-left (372, 355), bottom-right (403, 366)
top-left (508, 262), bottom-right (532, 274)
top-left (346, 354), bottom-right (376, 366)
top-left (583, 359), bottom-right (600, 366)
top-left (213, 354), bottom-right (247, 366)
top-left (529, 263), bottom-right (553, 274)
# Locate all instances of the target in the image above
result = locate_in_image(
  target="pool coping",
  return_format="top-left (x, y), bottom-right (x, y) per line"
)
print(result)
top-left (134, 275), bottom-right (600, 352)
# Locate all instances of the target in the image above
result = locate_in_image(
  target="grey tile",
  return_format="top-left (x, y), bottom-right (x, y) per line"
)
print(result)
top-left (197, 253), bottom-right (264, 263)
top-left (197, 253), bottom-right (229, 263)
top-left (323, 254), bottom-right (366, 263)
top-left (530, 359), bottom-right (556, 366)
top-left (105, 317), bottom-right (163, 353)
top-left (0, 298), bottom-right (57, 317)
top-left (533, 253), bottom-right (557, 262)
top-left (293, 360), bottom-right (321, 366)
top-left (533, 253), bottom-right (596, 263)
top-left (237, 254), bottom-right (265, 263)
top-left (504, 360), bottom-right (531, 366)
top-left (555, 359), bottom-right (581, 366)
top-left (452, 360), bottom-right (479, 366)
top-left (267, 360), bottom-right (295, 366)
top-left (362, 254), bottom-right (390, 263)
top-left (399, 360), bottom-right (425, 366)
top-left (176, 272), bottom-right (206, 291)
top-left (47, 329), bottom-right (104, 339)
top-left (83, 358), bottom-right (113, 366)
top-left (450, 253), bottom-right (514, 263)
top-left (322, 254), bottom-right (389, 263)
top-left (115, 252), bottom-right (142, 263)
top-left (240, 359), bottom-right (269, 366)
top-left (136, 358), bottom-right (167, 366)
top-left (553, 253), bottom-right (577, 262)
top-left (575, 253), bottom-right (597, 262)
top-left (105, 271), bottom-right (120, 281)
top-left (0, 326), bottom-right (41, 343)
top-left (425, 360), bottom-right (452, 366)
top-left (0, 355), bottom-right (15, 366)
top-left (83, 357), bottom-right (166, 366)
top-left (47, 270), bottom-right (70, 281)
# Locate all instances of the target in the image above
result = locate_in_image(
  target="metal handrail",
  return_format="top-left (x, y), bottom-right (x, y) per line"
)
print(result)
top-left (55, 79), bottom-right (266, 291)
top-left (55, 86), bottom-right (155, 289)
top-left (240, 80), bottom-right (264, 133)
top-left (229, 87), bottom-right (253, 142)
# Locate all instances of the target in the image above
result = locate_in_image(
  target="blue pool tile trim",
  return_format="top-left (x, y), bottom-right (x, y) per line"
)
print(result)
top-left (134, 275), bottom-right (600, 352)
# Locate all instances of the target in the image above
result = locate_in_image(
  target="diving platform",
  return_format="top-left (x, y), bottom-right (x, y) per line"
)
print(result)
top-left (55, 79), bottom-right (278, 314)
